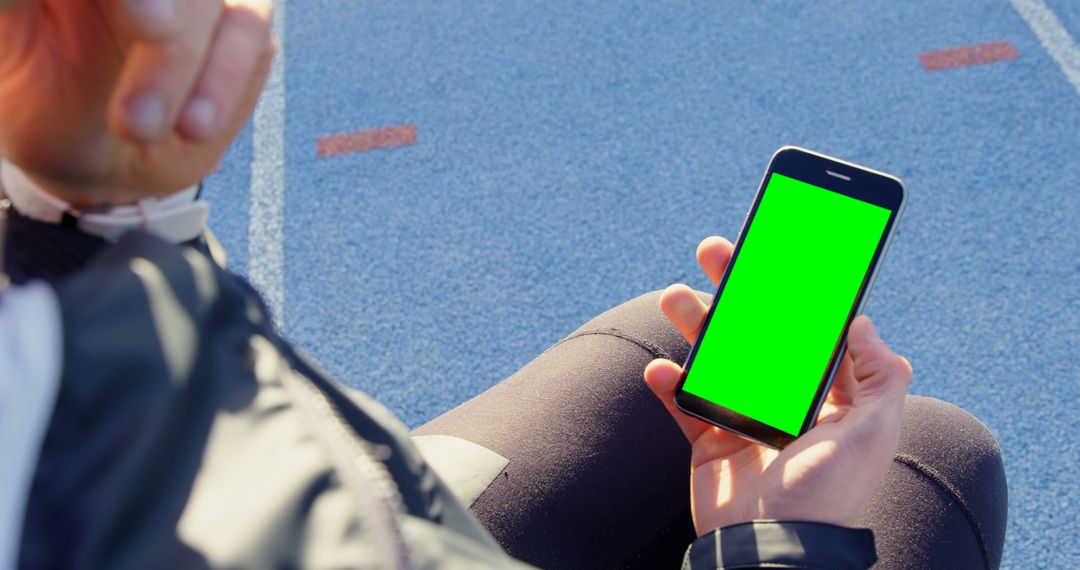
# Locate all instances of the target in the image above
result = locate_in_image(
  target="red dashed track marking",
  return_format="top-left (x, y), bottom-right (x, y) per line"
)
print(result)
top-left (317, 124), bottom-right (418, 158)
top-left (919, 41), bottom-right (1020, 71)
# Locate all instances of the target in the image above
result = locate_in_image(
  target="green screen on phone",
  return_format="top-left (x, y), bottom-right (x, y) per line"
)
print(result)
top-left (682, 173), bottom-right (891, 436)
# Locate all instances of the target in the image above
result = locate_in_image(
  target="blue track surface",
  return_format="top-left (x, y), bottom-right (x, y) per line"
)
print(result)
top-left (204, 1), bottom-right (1079, 566)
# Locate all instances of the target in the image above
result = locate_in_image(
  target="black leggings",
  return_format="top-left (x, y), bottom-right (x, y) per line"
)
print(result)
top-left (414, 291), bottom-right (1008, 569)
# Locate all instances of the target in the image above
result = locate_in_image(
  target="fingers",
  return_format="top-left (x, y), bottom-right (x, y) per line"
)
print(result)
top-left (643, 359), bottom-right (709, 443)
top-left (122, 0), bottom-right (181, 40)
top-left (846, 315), bottom-right (913, 402)
top-left (661, 236), bottom-right (732, 343)
top-left (644, 358), bottom-right (754, 463)
top-left (213, 25), bottom-right (274, 142)
top-left (178, 0), bottom-right (274, 139)
top-left (695, 236), bottom-right (734, 286)
top-left (643, 236), bottom-right (741, 450)
top-left (111, 0), bottom-right (224, 141)
top-left (110, 0), bottom-right (274, 143)
top-left (660, 283), bottom-right (710, 343)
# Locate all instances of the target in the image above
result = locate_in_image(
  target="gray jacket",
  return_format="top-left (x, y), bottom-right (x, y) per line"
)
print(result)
top-left (10, 233), bottom-right (530, 569)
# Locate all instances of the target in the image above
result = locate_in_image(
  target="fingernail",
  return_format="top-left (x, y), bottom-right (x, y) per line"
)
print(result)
top-left (672, 294), bottom-right (698, 319)
top-left (182, 98), bottom-right (217, 138)
top-left (125, 93), bottom-right (166, 139)
top-left (126, 0), bottom-right (176, 26)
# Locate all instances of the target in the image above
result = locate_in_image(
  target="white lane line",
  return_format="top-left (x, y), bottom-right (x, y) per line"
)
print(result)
top-left (248, 1), bottom-right (287, 328)
top-left (1011, 0), bottom-right (1080, 95)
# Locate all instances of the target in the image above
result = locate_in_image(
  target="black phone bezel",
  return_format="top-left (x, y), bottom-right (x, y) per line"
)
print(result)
top-left (673, 146), bottom-right (906, 449)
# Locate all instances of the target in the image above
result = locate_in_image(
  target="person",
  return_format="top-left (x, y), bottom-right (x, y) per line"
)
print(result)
top-left (0, 1), bottom-right (1007, 568)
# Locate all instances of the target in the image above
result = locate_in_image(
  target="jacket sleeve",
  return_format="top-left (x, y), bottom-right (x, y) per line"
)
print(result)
top-left (682, 521), bottom-right (877, 570)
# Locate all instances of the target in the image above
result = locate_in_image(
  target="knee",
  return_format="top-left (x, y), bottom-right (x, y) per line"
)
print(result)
top-left (898, 396), bottom-right (1006, 493)
top-left (563, 289), bottom-right (712, 364)
top-left (894, 396), bottom-right (1008, 567)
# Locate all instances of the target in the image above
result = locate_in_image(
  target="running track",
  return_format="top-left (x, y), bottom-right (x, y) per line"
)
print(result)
top-left (204, 1), bottom-right (1080, 566)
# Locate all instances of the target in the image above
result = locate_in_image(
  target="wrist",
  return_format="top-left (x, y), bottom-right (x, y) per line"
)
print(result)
top-left (0, 159), bottom-right (108, 209)
top-left (685, 521), bottom-right (877, 570)
top-left (1, 159), bottom-right (208, 244)
top-left (0, 156), bottom-right (193, 209)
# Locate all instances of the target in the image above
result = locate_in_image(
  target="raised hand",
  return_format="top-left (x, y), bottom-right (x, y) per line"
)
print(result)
top-left (644, 236), bottom-right (912, 536)
top-left (0, 0), bottom-right (274, 205)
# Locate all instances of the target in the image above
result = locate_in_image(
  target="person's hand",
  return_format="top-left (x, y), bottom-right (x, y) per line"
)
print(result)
top-left (0, 0), bottom-right (274, 206)
top-left (644, 236), bottom-right (912, 536)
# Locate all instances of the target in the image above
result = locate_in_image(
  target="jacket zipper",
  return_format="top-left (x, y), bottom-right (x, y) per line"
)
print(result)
top-left (280, 363), bottom-right (412, 570)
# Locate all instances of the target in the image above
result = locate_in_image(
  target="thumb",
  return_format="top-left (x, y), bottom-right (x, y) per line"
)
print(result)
top-left (846, 315), bottom-right (912, 402)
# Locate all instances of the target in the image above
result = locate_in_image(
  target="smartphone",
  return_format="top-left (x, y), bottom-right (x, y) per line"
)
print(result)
top-left (674, 146), bottom-right (906, 449)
